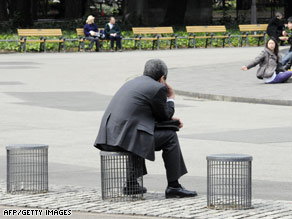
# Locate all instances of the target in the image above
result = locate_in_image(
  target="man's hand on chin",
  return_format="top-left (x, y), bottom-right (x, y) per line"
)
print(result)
top-left (172, 117), bottom-right (183, 129)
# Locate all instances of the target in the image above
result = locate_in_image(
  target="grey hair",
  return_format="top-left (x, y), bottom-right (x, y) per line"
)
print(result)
top-left (143, 59), bottom-right (168, 81)
top-left (275, 12), bottom-right (283, 18)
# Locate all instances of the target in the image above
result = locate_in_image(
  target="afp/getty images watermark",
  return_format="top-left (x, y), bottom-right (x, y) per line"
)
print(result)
top-left (3, 209), bottom-right (72, 217)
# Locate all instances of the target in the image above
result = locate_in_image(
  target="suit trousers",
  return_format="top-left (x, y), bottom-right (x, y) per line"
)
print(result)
top-left (154, 129), bottom-right (188, 182)
top-left (99, 129), bottom-right (187, 183)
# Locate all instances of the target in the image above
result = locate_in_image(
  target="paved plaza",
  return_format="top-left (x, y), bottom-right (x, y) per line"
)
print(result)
top-left (0, 47), bottom-right (292, 218)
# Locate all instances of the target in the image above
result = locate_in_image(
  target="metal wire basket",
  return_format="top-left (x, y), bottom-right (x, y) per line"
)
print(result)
top-left (6, 144), bottom-right (48, 194)
top-left (100, 151), bottom-right (144, 201)
top-left (207, 154), bottom-right (253, 210)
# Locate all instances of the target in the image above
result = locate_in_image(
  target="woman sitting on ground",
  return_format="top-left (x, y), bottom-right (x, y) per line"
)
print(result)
top-left (242, 38), bottom-right (292, 84)
top-left (84, 15), bottom-right (100, 52)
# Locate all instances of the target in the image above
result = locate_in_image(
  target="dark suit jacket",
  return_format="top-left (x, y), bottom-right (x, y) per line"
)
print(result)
top-left (94, 76), bottom-right (174, 161)
top-left (104, 23), bottom-right (121, 38)
top-left (267, 17), bottom-right (285, 39)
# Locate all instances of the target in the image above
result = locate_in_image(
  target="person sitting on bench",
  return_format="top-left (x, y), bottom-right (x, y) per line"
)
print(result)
top-left (104, 17), bottom-right (122, 52)
top-left (84, 15), bottom-right (100, 52)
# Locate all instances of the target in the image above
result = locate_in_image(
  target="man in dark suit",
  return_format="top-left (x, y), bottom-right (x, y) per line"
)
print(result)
top-left (94, 59), bottom-right (197, 198)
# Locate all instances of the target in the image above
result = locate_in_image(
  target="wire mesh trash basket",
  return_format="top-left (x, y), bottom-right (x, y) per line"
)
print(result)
top-left (100, 151), bottom-right (144, 201)
top-left (6, 144), bottom-right (48, 194)
top-left (207, 154), bottom-right (252, 210)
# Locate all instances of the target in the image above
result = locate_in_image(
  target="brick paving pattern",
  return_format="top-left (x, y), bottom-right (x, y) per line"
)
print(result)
top-left (0, 182), bottom-right (291, 218)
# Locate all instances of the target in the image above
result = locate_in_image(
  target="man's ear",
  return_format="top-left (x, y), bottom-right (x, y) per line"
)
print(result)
top-left (158, 75), bottom-right (164, 83)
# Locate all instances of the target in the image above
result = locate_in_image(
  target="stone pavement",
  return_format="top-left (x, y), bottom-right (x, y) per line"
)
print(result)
top-left (0, 182), bottom-right (292, 219)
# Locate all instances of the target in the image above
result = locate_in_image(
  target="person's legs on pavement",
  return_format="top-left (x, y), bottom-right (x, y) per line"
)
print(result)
top-left (110, 36), bottom-right (115, 51)
top-left (267, 71), bottom-right (292, 83)
top-left (116, 35), bottom-right (122, 50)
top-left (85, 36), bottom-right (94, 51)
top-left (94, 37), bottom-right (99, 52)
top-left (154, 129), bottom-right (197, 198)
top-left (282, 52), bottom-right (292, 65)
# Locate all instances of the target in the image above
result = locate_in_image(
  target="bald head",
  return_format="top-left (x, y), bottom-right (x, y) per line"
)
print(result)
top-left (143, 59), bottom-right (168, 81)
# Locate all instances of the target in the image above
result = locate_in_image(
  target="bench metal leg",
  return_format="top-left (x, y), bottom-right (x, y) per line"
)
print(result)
top-left (101, 40), bottom-right (104, 52)
top-left (63, 40), bottom-right (66, 53)
top-left (157, 39), bottom-right (159, 50)
top-left (24, 41), bottom-right (27, 53)
top-left (246, 36), bottom-right (249, 47)
top-left (139, 38), bottom-right (142, 51)
top-left (238, 36), bottom-right (241, 47)
top-left (18, 43), bottom-right (22, 52)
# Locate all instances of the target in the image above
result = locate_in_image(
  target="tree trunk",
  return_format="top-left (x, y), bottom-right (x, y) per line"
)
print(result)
top-left (62, 0), bottom-right (84, 19)
top-left (251, 0), bottom-right (257, 24)
top-left (122, 0), bottom-right (148, 26)
top-left (184, 0), bottom-right (212, 25)
top-left (284, 0), bottom-right (292, 19)
top-left (237, 0), bottom-right (251, 10)
top-left (163, 0), bottom-right (187, 25)
top-left (10, 0), bottom-right (34, 27)
top-left (0, 0), bottom-right (8, 21)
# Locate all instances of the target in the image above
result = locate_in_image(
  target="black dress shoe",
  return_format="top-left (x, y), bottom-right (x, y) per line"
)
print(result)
top-left (165, 186), bottom-right (197, 198)
top-left (123, 184), bottom-right (147, 195)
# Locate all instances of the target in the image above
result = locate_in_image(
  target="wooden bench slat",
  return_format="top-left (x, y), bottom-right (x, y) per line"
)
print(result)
top-left (189, 35), bottom-right (228, 39)
top-left (186, 26), bottom-right (227, 33)
top-left (241, 34), bottom-right (265, 37)
top-left (239, 24), bottom-right (268, 32)
top-left (134, 37), bottom-right (175, 41)
top-left (132, 27), bottom-right (174, 34)
top-left (18, 29), bottom-right (62, 37)
top-left (20, 40), bottom-right (44, 43)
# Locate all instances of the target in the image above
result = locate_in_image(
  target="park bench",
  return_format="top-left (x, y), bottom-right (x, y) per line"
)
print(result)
top-left (76, 28), bottom-right (111, 51)
top-left (18, 29), bottom-right (65, 53)
top-left (132, 27), bottom-right (177, 50)
top-left (238, 24), bottom-right (268, 46)
top-left (186, 26), bottom-right (230, 48)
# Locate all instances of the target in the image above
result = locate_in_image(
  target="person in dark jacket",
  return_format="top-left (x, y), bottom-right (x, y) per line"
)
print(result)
top-left (280, 17), bottom-right (292, 65)
top-left (242, 38), bottom-right (292, 83)
top-left (94, 59), bottom-right (197, 198)
top-left (267, 12), bottom-right (287, 42)
top-left (84, 15), bottom-right (100, 52)
top-left (104, 17), bottom-right (122, 51)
